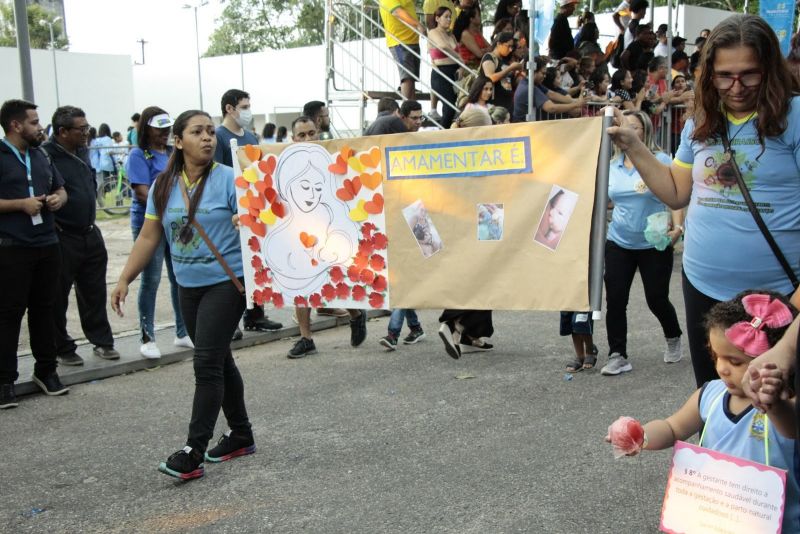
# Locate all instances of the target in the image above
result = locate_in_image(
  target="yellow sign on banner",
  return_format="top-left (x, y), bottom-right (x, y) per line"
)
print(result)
top-left (386, 137), bottom-right (531, 180)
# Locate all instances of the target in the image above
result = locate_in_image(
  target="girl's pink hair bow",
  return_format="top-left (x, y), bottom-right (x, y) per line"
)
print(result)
top-left (724, 294), bottom-right (794, 357)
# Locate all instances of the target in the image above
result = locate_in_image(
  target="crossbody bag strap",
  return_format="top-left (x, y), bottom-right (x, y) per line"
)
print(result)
top-left (719, 128), bottom-right (800, 289)
top-left (179, 177), bottom-right (245, 295)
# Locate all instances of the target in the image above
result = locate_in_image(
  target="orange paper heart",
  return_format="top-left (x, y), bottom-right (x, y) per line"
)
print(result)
top-left (264, 188), bottom-right (277, 204)
top-left (336, 177), bottom-right (362, 201)
top-left (235, 176), bottom-right (249, 190)
top-left (258, 157), bottom-right (276, 175)
top-left (359, 147), bottom-right (381, 169)
top-left (243, 144), bottom-right (261, 162)
top-left (328, 145), bottom-right (353, 174)
top-left (360, 172), bottom-right (382, 190)
top-left (363, 193), bottom-right (384, 214)
top-left (299, 232), bottom-right (318, 248)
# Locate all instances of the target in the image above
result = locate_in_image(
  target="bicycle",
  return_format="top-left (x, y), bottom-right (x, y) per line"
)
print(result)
top-left (96, 164), bottom-right (133, 216)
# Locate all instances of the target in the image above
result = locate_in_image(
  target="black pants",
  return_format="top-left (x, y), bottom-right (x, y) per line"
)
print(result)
top-left (54, 226), bottom-right (115, 355)
top-left (179, 279), bottom-right (251, 452)
top-left (0, 244), bottom-right (61, 383)
top-left (682, 272), bottom-right (721, 387)
top-left (431, 64), bottom-right (459, 129)
top-left (439, 310), bottom-right (494, 339)
top-left (604, 240), bottom-right (682, 357)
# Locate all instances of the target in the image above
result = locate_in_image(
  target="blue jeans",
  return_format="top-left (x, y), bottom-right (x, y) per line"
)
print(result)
top-left (131, 225), bottom-right (186, 342)
top-left (388, 309), bottom-right (420, 337)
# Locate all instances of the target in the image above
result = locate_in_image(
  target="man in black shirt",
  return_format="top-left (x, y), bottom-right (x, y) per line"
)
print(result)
top-left (548, 0), bottom-right (577, 60)
top-left (621, 23), bottom-right (656, 74)
top-left (0, 99), bottom-right (69, 408)
top-left (43, 106), bottom-right (120, 367)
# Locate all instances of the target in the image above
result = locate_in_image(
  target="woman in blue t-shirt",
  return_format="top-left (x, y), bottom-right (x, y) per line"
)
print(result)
top-left (607, 14), bottom-right (800, 387)
top-left (125, 106), bottom-right (189, 359)
top-left (601, 111), bottom-right (684, 377)
top-left (112, 110), bottom-right (255, 481)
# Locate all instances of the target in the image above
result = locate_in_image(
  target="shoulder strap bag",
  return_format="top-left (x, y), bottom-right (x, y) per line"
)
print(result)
top-left (719, 128), bottom-right (800, 289)
top-left (178, 175), bottom-right (245, 294)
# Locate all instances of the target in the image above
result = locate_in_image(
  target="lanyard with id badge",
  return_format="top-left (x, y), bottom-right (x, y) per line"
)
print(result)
top-left (1, 138), bottom-right (43, 225)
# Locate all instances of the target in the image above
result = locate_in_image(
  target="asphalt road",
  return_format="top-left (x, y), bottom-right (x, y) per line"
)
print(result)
top-left (2, 248), bottom-right (695, 533)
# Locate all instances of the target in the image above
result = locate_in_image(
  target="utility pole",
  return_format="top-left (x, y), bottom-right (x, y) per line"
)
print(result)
top-left (13, 0), bottom-right (34, 102)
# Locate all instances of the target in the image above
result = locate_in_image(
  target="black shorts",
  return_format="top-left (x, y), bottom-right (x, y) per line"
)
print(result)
top-left (559, 311), bottom-right (594, 336)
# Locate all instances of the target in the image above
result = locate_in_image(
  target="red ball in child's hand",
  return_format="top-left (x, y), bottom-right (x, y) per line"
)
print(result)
top-left (607, 416), bottom-right (645, 458)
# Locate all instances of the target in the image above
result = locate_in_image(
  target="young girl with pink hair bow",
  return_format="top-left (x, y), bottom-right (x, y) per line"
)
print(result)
top-left (606, 290), bottom-right (800, 532)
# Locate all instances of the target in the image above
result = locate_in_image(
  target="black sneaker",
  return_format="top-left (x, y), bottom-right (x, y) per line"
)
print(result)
top-left (158, 446), bottom-right (205, 480)
top-left (32, 373), bottom-right (69, 396)
top-left (244, 317), bottom-right (283, 331)
top-left (0, 384), bottom-right (18, 409)
top-left (288, 337), bottom-right (317, 359)
top-left (93, 346), bottom-right (120, 360)
top-left (232, 326), bottom-right (244, 341)
top-left (403, 328), bottom-right (426, 344)
top-left (205, 430), bottom-right (256, 463)
top-left (57, 353), bottom-right (83, 366)
top-left (379, 334), bottom-right (398, 350)
top-left (350, 311), bottom-right (367, 347)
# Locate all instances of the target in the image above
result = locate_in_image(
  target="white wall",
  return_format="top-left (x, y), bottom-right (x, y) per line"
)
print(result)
top-left (0, 47), bottom-right (134, 134)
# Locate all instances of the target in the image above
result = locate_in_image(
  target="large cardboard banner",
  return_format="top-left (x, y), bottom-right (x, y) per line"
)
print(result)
top-left (234, 117), bottom-right (602, 312)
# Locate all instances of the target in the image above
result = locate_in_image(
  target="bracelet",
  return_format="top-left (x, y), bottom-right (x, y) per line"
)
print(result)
top-left (641, 432), bottom-right (649, 450)
top-left (674, 225), bottom-right (684, 234)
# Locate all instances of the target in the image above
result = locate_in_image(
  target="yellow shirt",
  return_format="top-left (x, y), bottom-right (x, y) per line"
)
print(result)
top-left (380, 0), bottom-right (421, 47)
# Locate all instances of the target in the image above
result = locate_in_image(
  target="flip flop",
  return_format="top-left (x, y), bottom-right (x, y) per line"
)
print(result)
top-left (583, 346), bottom-right (598, 370)
top-left (566, 358), bottom-right (584, 373)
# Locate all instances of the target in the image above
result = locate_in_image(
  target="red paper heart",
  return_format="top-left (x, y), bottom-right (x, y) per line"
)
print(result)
top-left (258, 157), bottom-right (276, 175)
top-left (336, 176), bottom-right (362, 201)
top-left (271, 201), bottom-right (286, 218)
top-left (369, 292), bottom-right (384, 308)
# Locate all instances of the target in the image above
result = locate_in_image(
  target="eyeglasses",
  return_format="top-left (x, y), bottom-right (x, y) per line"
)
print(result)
top-left (712, 72), bottom-right (762, 90)
top-left (68, 126), bottom-right (90, 133)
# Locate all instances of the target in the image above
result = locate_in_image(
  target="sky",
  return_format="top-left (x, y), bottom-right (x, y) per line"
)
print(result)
top-left (63, 0), bottom-right (225, 59)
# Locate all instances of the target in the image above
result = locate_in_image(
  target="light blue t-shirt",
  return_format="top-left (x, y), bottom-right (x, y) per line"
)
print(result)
top-left (214, 126), bottom-right (258, 168)
top-left (608, 151), bottom-right (673, 249)
top-left (675, 98), bottom-right (800, 301)
top-left (126, 147), bottom-right (170, 229)
top-left (144, 164), bottom-right (243, 288)
top-left (699, 380), bottom-right (800, 533)
top-left (90, 136), bottom-right (115, 173)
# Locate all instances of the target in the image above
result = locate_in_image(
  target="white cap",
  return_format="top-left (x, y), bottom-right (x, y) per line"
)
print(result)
top-left (147, 113), bottom-right (174, 129)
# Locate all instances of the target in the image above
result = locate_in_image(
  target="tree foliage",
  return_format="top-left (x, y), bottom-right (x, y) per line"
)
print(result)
top-left (0, 1), bottom-right (68, 49)
top-left (206, 0), bottom-right (325, 56)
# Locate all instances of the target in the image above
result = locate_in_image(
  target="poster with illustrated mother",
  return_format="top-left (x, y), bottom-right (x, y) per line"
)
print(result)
top-left (234, 116), bottom-right (603, 311)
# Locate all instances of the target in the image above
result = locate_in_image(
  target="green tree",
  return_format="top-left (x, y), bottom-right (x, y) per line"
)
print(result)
top-left (0, 1), bottom-right (68, 49)
top-left (205, 0), bottom-right (325, 56)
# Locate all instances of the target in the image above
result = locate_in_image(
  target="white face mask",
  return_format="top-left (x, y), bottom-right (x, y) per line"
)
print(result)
top-left (235, 108), bottom-right (252, 129)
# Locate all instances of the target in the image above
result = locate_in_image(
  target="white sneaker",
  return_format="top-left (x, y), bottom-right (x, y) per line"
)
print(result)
top-left (601, 353), bottom-right (632, 376)
top-left (174, 336), bottom-right (194, 349)
top-left (140, 342), bottom-right (161, 359)
top-left (664, 336), bottom-right (682, 363)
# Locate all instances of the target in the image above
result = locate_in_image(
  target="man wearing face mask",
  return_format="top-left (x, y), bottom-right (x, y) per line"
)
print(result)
top-left (214, 89), bottom-right (283, 335)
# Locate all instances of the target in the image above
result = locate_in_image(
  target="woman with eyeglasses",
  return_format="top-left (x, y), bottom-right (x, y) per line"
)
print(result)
top-left (112, 110), bottom-right (255, 481)
top-left (480, 31), bottom-right (523, 114)
top-left (607, 14), bottom-right (800, 387)
top-left (126, 106), bottom-right (190, 359)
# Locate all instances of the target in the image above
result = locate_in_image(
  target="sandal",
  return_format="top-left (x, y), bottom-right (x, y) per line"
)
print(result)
top-left (583, 345), bottom-right (599, 370)
top-left (566, 358), bottom-right (584, 373)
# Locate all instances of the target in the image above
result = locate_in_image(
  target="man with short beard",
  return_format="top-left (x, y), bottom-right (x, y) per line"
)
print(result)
top-left (0, 99), bottom-right (69, 408)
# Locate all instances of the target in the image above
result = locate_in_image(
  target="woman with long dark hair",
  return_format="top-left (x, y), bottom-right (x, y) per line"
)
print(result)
top-left (454, 7), bottom-right (490, 70)
top-left (608, 14), bottom-right (800, 387)
top-left (125, 106), bottom-right (189, 359)
top-left (112, 110), bottom-right (255, 480)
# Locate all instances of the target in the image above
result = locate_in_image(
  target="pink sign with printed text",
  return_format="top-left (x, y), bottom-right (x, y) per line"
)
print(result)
top-left (660, 441), bottom-right (786, 533)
